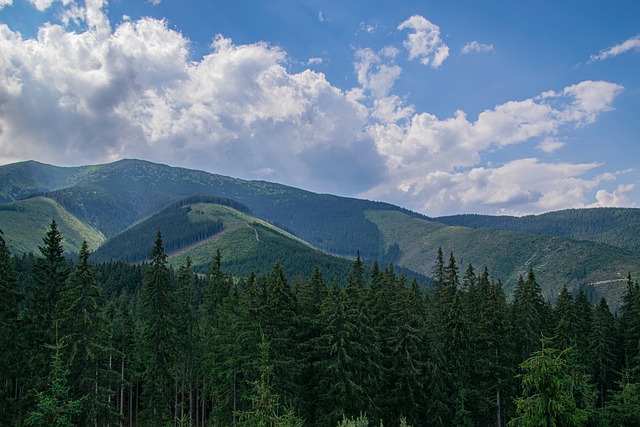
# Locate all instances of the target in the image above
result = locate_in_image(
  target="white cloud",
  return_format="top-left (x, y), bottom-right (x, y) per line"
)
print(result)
top-left (149, 0), bottom-right (162, 5)
top-left (591, 184), bottom-right (636, 208)
top-left (0, 2), bottom-right (630, 216)
top-left (28, 0), bottom-right (54, 12)
top-left (307, 57), bottom-right (323, 65)
top-left (354, 48), bottom-right (402, 99)
top-left (397, 15), bottom-right (449, 68)
top-left (358, 22), bottom-right (375, 34)
top-left (318, 11), bottom-right (330, 23)
top-left (461, 41), bottom-right (494, 54)
top-left (0, 0), bottom-right (13, 10)
top-left (361, 81), bottom-right (625, 215)
top-left (589, 34), bottom-right (640, 62)
top-left (537, 138), bottom-right (565, 153)
top-left (0, 8), bottom-right (384, 196)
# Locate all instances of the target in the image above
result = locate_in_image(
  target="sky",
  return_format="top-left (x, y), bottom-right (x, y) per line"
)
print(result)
top-left (0, 0), bottom-right (639, 216)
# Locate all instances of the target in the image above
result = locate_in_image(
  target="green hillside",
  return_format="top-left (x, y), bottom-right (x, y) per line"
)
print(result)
top-left (436, 208), bottom-right (640, 253)
top-left (0, 196), bottom-right (106, 254)
top-left (93, 198), bottom-right (354, 283)
top-left (3, 159), bottom-right (640, 305)
top-left (2, 159), bottom-right (406, 258)
top-left (367, 210), bottom-right (640, 307)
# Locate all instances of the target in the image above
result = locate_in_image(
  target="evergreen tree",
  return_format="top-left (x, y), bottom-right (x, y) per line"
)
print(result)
top-left (138, 231), bottom-right (175, 426)
top-left (589, 298), bottom-right (617, 407)
top-left (25, 323), bottom-right (86, 427)
top-left (603, 370), bottom-right (640, 426)
top-left (22, 220), bottom-right (72, 404)
top-left (509, 341), bottom-right (594, 427)
top-left (239, 332), bottom-right (304, 427)
top-left (511, 270), bottom-right (546, 361)
top-left (0, 229), bottom-right (22, 424)
top-left (620, 273), bottom-right (640, 370)
top-left (315, 283), bottom-right (364, 425)
top-left (553, 286), bottom-right (576, 351)
top-left (173, 257), bottom-right (200, 425)
top-left (56, 241), bottom-right (113, 424)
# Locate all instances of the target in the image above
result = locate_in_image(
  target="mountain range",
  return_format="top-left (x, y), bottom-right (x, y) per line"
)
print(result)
top-left (2, 158), bottom-right (639, 308)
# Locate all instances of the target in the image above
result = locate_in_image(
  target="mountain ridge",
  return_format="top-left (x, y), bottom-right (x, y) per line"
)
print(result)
top-left (2, 158), bottom-right (640, 307)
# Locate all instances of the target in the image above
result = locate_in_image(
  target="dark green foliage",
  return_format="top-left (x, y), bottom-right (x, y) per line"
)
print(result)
top-left (0, 229), bottom-right (22, 423)
top-left (436, 208), bottom-right (640, 254)
top-left (26, 325), bottom-right (87, 427)
top-left (138, 231), bottom-right (175, 426)
top-left (56, 241), bottom-right (114, 424)
top-left (5, 221), bottom-right (640, 425)
top-left (509, 343), bottom-right (594, 427)
top-left (94, 199), bottom-right (225, 263)
top-left (23, 220), bottom-right (72, 393)
top-left (590, 298), bottom-right (618, 407)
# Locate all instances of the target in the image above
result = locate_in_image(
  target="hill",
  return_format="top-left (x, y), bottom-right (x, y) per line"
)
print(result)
top-left (2, 159), bottom-right (640, 306)
top-left (435, 208), bottom-right (640, 253)
top-left (2, 159), bottom-right (408, 259)
top-left (0, 196), bottom-right (106, 254)
top-left (366, 210), bottom-right (640, 308)
top-left (93, 196), bottom-right (356, 283)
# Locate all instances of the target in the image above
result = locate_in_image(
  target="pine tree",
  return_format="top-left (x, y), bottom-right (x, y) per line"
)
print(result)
top-left (553, 286), bottom-right (576, 351)
top-left (238, 332), bottom-right (303, 427)
top-left (25, 323), bottom-right (86, 427)
top-left (56, 241), bottom-right (113, 424)
top-left (315, 283), bottom-right (364, 425)
top-left (589, 297), bottom-right (617, 407)
top-left (24, 220), bottom-right (71, 395)
top-left (0, 229), bottom-right (22, 423)
top-left (511, 270), bottom-right (546, 361)
top-left (139, 231), bottom-right (175, 426)
top-left (509, 341), bottom-right (594, 427)
top-left (620, 273), bottom-right (640, 370)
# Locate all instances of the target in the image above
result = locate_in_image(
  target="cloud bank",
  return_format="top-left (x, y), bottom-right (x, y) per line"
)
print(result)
top-left (0, 4), bottom-right (629, 215)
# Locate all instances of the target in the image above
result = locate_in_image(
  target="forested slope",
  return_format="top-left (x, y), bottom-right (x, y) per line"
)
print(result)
top-left (2, 222), bottom-right (639, 426)
top-left (437, 208), bottom-right (640, 253)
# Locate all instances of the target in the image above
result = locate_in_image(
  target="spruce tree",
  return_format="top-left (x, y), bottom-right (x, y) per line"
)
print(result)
top-left (0, 229), bottom-right (22, 423)
top-left (56, 241), bottom-right (113, 424)
top-left (24, 220), bottom-right (71, 394)
top-left (589, 298), bottom-right (617, 407)
top-left (139, 231), bottom-right (175, 426)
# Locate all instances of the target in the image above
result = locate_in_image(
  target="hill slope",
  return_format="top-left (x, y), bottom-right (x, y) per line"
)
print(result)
top-left (367, 210), bottom-right (640, 308)
top-left (3, 159), bottom-right (640, 306)
top-left (93, 197), bottom-right (355, 283)
top-left (436, 208), bottom-right (640, 253)
top-left (0, 196), bottom-right (106, 254)
top-left (1, 159), bottom-right (409, 259)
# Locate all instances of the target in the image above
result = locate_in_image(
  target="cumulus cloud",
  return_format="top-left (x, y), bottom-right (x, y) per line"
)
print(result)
top-left (0, 5), bottom-right (384, 195)
top-left (461, 41), bottom-right (494, 54)
top-left (397, 15), bottom-right (449, 68)
top-left (0, 3), bottom-right (629, 216)
top-left (591, 184), bottom-right (636, 208)
top-left (589, 34), bottom-right (640, 62)
top-left (361, 81), bottom-right (625, 215)
top-left (0, 0), bottom-right (13, 10)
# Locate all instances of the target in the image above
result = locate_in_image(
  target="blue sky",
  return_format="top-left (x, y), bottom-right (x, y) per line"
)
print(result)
top-left (0, 0), bottom-right (639, 216)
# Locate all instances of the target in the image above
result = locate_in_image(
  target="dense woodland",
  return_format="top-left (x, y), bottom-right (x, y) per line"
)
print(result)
top-left (1, 221), bottom-right (640, 426)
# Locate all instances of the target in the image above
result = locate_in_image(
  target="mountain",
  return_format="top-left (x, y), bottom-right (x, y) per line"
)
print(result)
top-left (92, 195), bottom-right (355, 283)
top-left (435, 209), bottom-right (640, 254)
top-left (2, 159), bottom-right (640, 307)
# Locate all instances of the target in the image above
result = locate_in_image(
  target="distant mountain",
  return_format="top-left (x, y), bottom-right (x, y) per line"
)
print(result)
top-left (2, 159), bottom-right (640, 307)
top-left (436, 208), bottom-right (640, 254)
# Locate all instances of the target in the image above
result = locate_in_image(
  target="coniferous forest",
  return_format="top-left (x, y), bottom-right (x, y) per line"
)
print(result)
top-left (2, 221), bottom-right (640, 427)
